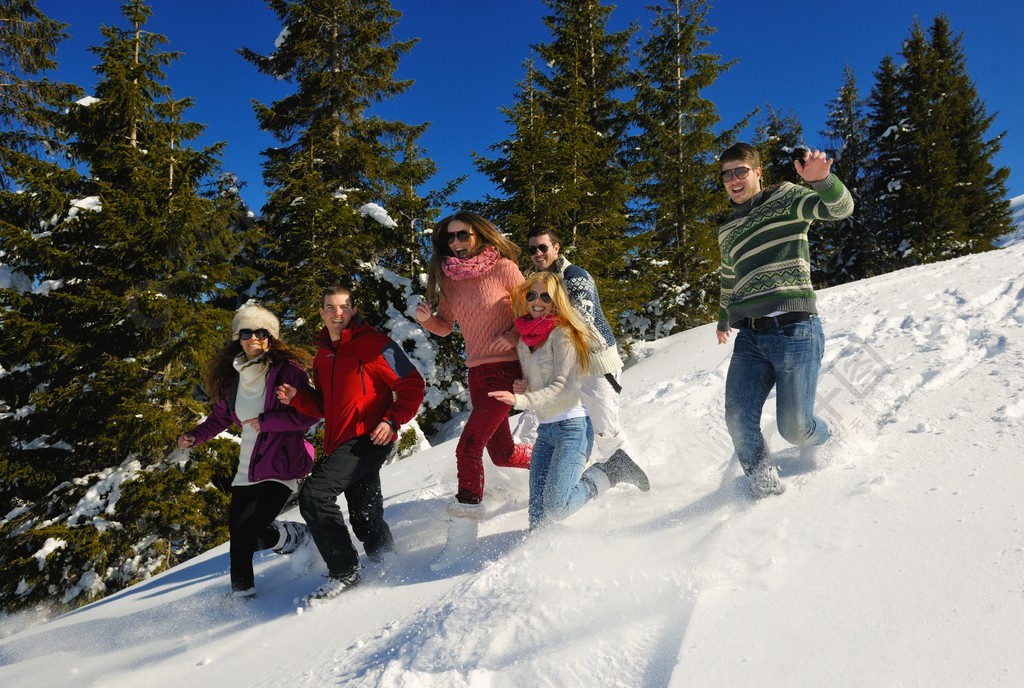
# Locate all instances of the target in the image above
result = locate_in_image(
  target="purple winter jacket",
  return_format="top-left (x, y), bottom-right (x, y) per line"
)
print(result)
top-left (187, 359), bottom-right (319, 482)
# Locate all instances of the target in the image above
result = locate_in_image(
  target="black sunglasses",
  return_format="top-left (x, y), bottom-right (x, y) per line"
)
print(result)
top-left (525, 291), bottom-right (552, 304)
top-left (528, 244), bottom-right (550, 255)
top-left (719, 166), bottom-right (752, 183)
top-left (239, 328), bottom-right (270, 341)
top-left (446, 229), bottom-right (474, 244)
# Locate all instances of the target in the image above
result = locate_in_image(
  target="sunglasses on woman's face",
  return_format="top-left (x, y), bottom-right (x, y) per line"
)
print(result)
top-left (525, 291), bottom-right (552, 304)
top-left (446, 229), bottom-right (474, 244)
top-left (239, 328), bottom-right (270, 341)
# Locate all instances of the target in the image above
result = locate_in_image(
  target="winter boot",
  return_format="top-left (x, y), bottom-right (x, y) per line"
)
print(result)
top-left (509, 442), bottom-right (533, 469)
top-left (429, 500), bottom-right (485, 571)
top-left (231, 586), bottom-right (257, 600)
top-left (268, 520), bottom-right (311, 555)
top-left (799, 413), bottom-right (852, 466)
top-left (301, 569), bottom-right (361, 606)
top-left (594, 449), bottom-right (650, 492)
top-left (748, 459), bottom-right (785, 499)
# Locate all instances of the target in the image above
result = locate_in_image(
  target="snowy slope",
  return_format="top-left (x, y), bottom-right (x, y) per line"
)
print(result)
top-left (2, 241), bottom-right (1024, 688)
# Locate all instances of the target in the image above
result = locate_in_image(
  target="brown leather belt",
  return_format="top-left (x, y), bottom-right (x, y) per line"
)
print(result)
top-left (735, 312), bottom-right (812, 331)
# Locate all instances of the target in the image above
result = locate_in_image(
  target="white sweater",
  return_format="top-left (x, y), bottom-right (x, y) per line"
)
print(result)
top-left (512, 327), bottom-right (584, 422)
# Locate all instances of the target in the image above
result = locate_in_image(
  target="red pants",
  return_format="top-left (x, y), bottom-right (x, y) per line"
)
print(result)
top-left (456, 360), bottom-right (530, 504)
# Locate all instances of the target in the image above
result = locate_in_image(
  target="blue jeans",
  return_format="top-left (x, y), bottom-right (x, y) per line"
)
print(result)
top-left (724, 316), bottom-right (830, 474)
top-left (529, 416), bottom-right (595, 529)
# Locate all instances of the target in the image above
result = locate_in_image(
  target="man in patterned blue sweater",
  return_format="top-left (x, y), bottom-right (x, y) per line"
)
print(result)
top-left (523, 227), bottom-right (647, 491)
top-left (716, 142), bottom-right (853, 499)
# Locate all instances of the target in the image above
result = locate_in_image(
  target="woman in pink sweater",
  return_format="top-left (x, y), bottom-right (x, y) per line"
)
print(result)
top-left (416, 210), bottom-right (529, 570)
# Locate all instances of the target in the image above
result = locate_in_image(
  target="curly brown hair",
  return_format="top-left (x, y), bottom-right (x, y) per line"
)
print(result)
top-left (204, 336), bottom-right (313, 402)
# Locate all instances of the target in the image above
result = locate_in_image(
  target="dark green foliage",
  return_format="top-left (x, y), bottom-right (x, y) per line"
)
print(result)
top-left (0, 0), bottom-right (250, 612)
top-left (624, 0), bottom-right (741, 337)
top-left (754, 105), bottom-right (804, 187)
top-left (0, 446), bottom-right (232, 612)
top-left (239, 0), bottom-right (444, 343)
top-left (475, 0), bottom-right (637, 322)
top-left (814, 65), bottom-right (876, 286)
top-left (866, 15), bottom-right (1011, 269)
top-left (0, 0), bottom-right (82, 188)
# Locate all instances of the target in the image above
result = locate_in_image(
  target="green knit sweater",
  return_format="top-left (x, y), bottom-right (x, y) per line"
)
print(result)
top-left (717, 174), bottom-right (853, 330)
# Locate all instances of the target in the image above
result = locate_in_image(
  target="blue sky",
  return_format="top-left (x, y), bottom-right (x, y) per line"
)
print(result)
top-left (38, 0), bottom-right (1024, 214)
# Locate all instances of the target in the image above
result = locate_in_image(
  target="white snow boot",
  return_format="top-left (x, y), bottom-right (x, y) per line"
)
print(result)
top-left (429, 500), bottom-right (484, 572)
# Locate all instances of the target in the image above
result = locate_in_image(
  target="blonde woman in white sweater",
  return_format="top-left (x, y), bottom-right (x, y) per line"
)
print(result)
top-left (489, 272), bottom-right (649, 529)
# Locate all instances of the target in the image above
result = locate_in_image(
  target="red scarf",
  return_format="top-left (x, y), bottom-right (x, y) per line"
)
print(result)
top-left (442, 245), bottom-right (499, 280)
top-left (515, 314), bottom-right (561, 347)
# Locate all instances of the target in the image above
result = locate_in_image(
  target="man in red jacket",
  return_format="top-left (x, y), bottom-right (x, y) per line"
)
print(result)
top-left (277, 286), bottom-right (425, 604)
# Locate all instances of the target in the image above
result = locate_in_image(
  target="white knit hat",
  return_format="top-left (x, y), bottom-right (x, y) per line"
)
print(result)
top-left (232, 305), bottom-right (280, 341)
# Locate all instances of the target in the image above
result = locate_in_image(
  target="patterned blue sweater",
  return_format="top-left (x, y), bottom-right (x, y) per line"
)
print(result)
top-left (556, 257), bottom-right (623, 375)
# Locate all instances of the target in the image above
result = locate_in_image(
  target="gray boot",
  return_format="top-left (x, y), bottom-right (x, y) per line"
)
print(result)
top-left (748, 459), bottom-right (785, 499)
top-left (593, 449), bottom-right (650, 492)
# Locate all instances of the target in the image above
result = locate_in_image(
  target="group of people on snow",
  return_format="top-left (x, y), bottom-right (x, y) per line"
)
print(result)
top-left (177, 143), bottom-right (853, 603)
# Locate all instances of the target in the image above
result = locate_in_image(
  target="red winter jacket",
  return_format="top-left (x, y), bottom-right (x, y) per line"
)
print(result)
top-left (289, 317), bottom-right (425, 455)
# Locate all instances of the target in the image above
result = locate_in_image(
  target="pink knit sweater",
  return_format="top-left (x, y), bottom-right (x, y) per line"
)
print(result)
top-left (422, 258), bottom-right (524, 368)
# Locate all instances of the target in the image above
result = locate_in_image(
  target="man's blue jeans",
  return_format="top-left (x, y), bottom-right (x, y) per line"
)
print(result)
top-left (724, 316), bottom-right (830, 474)
top-left (529, 416), bottom-right (595, 529)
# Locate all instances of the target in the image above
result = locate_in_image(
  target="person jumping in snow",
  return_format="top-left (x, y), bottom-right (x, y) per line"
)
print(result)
top-left (277, 287), bottom-right (425, 603)
top-left (521, 225), bottom-right (638, 476)
top-left (416, 211), bottom-right (532, 571)
top-left (178, 305), bottom-right (319, 599)
top-left (715, 143), bottom-right (853, 499)
top-left (489, 272), bottom-right (649, 529)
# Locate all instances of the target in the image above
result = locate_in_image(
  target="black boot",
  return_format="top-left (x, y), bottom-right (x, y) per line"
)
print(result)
top-left (598, 449), bottom-right (650, 491)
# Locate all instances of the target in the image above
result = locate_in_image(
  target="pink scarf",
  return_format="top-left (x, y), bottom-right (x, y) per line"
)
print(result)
top-left (515, 314), bottom-right (561, 347)
top-left (442, 245), bottom-right (499, 280)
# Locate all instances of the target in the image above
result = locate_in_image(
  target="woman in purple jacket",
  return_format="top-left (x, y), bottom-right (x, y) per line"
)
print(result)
top-left (178, 305), bottom-right (319, 599)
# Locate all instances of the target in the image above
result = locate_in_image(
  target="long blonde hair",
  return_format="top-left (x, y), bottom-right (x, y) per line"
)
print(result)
top-left (424, 211), bottom-right (521, 303)
top-left (511, 272), bottom-right (594, 375)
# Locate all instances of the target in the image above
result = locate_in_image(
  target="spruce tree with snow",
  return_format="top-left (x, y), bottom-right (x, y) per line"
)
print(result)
top-left (0, 0), bottom-right (82, 516)
top-left (0, 0), bottom-right (249, 613)
top-left (476, 0), bottom-right (637, 322)
top-left (753, 105), bottom-right (804, 187)
top-left (815, 65), bottom-right (875, 286)
top-left (239, 0), bottom-right (441, 342)
top-left (864, 54), bottom-right (907, 275)
top-left (867, 15), bottom-right (1011, 268)
top-left (624, 0), bottom-right (741, 338)
top-left (473, 56), bottom-right (559, 237)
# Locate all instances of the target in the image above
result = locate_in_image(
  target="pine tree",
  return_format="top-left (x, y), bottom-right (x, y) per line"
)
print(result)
top-left (240, 0), bottom-right (439, 338)
top-left (816, 65), bottom-right (875, 285)
top-left (754, 105), bottom-right (804, 187)
top-left (473, 55), bottom-right (560, 235)
top-left (865, 54), bottom-right (908, 273)
top-left (868, 15), bottom-right (1010, 268)
top-left (0, 0), bottom-right (81, 188)
top-left (476, 0), bottom-right (636, 321)
top-left (625, 0), bottom-right (742, 338)
top-left (0, 0), bottom-right (248, 612)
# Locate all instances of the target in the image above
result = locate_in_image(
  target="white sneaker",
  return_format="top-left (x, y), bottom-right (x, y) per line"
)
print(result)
top-left (231, 586), bottom-right (257, 600)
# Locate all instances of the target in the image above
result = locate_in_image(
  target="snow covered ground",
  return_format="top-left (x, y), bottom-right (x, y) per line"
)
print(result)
top-left (2, 236), bottom-right (1024, 687)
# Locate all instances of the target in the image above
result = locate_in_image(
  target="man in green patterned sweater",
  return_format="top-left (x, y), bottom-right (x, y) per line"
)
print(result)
top-left (715, 142), bottom-right (854, 499)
